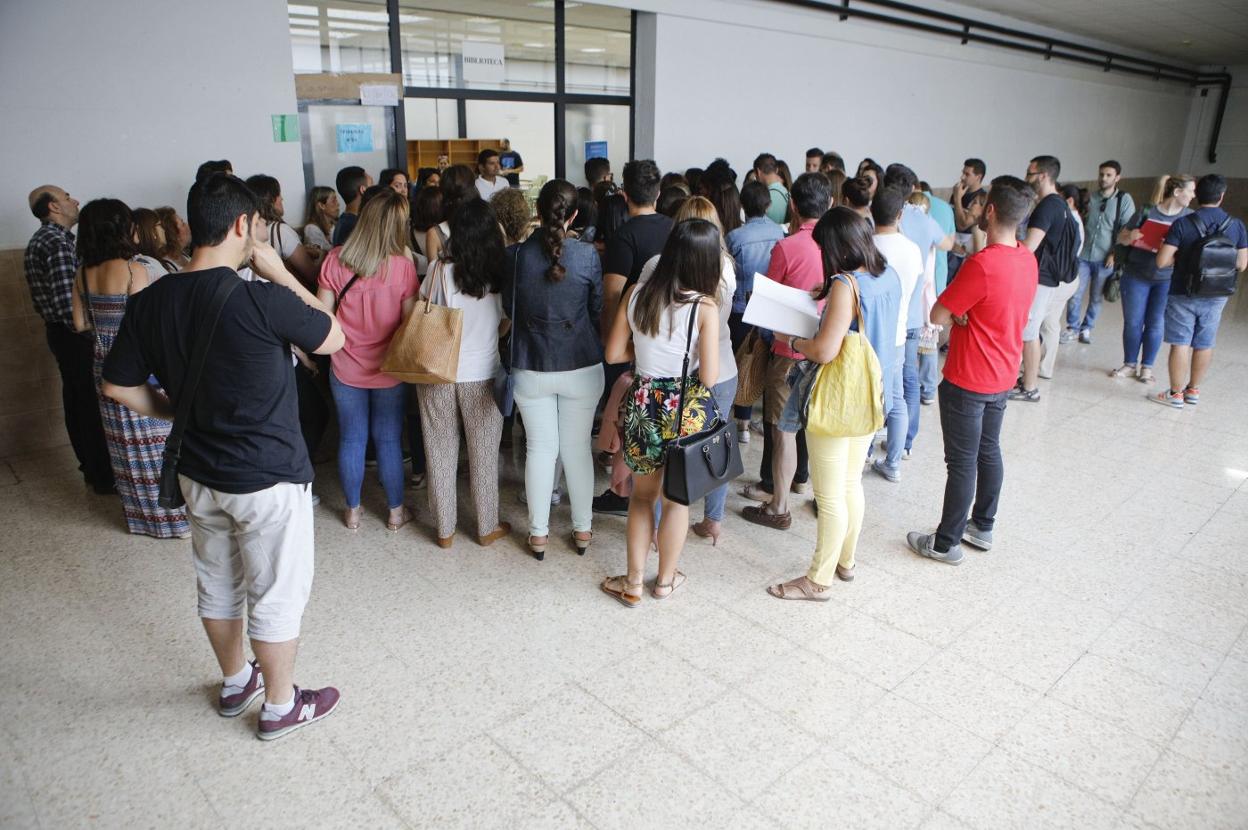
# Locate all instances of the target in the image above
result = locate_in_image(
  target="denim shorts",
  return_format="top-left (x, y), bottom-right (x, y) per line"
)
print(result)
top-left (1164, 295), bottom-right (1228, 350)
top-left (777, 360), bottom-right (816, 433)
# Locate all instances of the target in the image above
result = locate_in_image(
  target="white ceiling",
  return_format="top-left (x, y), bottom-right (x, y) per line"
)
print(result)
top-left (949, 0), bottom-right (1248, 67)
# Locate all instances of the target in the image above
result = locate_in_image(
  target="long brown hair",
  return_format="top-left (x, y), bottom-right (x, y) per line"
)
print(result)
top-left (303, 186), bottom-right (336, 235)
top-left (632, 219), bottom-right (721, 337)
top-left (811, 207), bottom-right (887, 300)
top-left (537, 179), bottom-right (577, 282)
top-left (132, 208), bottom-right (170, 269)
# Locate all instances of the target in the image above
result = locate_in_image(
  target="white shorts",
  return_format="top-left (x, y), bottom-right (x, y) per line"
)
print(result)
top-left (181, 477), bottom-right (315, 642)
top-left (1022, 284), bottom-right (1054, 342)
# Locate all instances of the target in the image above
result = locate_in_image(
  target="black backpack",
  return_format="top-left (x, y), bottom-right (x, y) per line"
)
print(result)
top-left (1174, 216), bottom-right (1240, 297)
top-left (1039, 203), bottom-right (1080, 284)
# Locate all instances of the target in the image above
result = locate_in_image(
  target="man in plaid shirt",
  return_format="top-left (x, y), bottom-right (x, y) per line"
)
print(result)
top-left (24, 185), bottom-right (113, 493)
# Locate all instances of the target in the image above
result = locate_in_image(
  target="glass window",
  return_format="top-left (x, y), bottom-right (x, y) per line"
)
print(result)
top-left (290, 1), bottom-right (391, 75)
top-left (564, 4), bottom-right (630, 95)
top-left (565, 103), bottom-right (628, 187)
top-left (398, 1), bottom-right (556, 93)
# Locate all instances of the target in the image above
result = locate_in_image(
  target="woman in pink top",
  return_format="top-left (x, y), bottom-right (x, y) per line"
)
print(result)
top-left (316, 189), bottom-right (420, 531)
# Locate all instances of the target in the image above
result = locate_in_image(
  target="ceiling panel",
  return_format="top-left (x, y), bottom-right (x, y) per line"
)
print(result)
top-left (949, 0), bottom-right (1247, 65)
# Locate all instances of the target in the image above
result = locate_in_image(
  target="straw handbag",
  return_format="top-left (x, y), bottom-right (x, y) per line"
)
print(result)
top-left (804, 275), bottom-right (885, 438)
top-left (381, 259), bottom-right (462, 383)
top-left (732, 327), bottom-right (769, 407)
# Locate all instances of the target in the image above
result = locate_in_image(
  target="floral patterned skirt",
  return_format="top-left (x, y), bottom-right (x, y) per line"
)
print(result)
top-left (622, 374), bottom-right (716, 476)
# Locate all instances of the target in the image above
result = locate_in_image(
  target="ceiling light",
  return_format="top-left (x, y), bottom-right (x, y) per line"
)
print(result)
top-left (464, 16), bottom-right (498, 23)
top-left (523, 42), bottom-right (549, 48)
top-left (580, 47), bottom-right (605, 53)
top-left (530, 1), bottom-right (581, 7)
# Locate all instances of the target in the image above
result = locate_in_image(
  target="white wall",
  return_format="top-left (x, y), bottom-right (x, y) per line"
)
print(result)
top-left (621, 0), bottom-right (1199, 188)
top-left (1181, 64), bottom-right (1248, 179)
top-left (0, 0), bottom-right (304, 249)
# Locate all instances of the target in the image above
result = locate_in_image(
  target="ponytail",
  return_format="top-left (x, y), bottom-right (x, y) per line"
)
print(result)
top-left (536, 179), bottom-right (578, 282)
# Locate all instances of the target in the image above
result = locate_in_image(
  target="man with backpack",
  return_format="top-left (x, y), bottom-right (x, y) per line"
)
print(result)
top-left (1151, 174), bottom-right (1247, 409)
top-left (1062, 160), bottom-right (1135, 344)
top-left (1011, 155), bottom-right (1081, 402)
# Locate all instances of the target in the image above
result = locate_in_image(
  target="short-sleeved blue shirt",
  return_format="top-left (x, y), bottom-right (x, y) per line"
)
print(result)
top-left (1163, 206), bottom-right (1248, 295)
top-left (899, 204), bottom-right (945, 328)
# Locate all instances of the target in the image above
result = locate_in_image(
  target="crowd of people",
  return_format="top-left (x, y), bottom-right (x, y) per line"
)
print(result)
top-left (22, 143), bottom-right (1246, 739)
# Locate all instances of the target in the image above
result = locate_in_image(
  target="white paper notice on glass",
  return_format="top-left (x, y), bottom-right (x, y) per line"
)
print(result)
top-left (359, 84), bottom-right (399, 107)
top-left (742, 273), bottom-right (821, 339)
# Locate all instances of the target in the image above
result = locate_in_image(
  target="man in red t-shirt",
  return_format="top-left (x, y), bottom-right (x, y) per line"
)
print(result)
top-left (907, 176), bottom-right (1038, 565)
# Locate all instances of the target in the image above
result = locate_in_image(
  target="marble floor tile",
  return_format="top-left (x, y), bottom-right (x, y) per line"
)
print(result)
top-left (738, 647), bottom-right (888, 739)
top-left (1168, 696), bottom-right (1248, 777)
top-left (753, 747), bottom-right (931, 829)
top-left (998, 696), bottom-right (1164, 808)
top-left (839, 693), bottom-right (993, 804)
top-left (1127, 750), bottom-right (1248, 830)
top-left (894, 651), bottom-right (1043, 743)
top-left (939, 749), bottom-right (1122, 830)
top-left (1050, 653), bottom-right (1195, 745)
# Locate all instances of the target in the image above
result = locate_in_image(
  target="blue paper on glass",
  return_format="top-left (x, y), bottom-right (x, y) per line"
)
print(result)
top-left (337, 123), bottom-right (374, 153)
top-left (585, 140), bottom-right (608, 160)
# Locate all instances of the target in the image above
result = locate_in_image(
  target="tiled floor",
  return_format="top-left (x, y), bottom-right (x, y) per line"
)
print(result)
top-left (2, 297), bottom-right (1247, 829)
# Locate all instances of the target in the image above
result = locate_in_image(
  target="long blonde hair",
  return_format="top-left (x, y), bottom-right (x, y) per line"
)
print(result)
top-left (339, 190), bottom-right (409, 278)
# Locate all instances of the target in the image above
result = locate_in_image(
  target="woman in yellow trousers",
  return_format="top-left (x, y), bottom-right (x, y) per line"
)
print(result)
top-left (767, 207), bottom-right (899, 600)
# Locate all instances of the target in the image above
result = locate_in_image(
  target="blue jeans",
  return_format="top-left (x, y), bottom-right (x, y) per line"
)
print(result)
top-left (1066, 259), bottom-right (1113, 331)
top-left (903, 328), bottom-right (922, 451)
top-left (1120, 275), bottom-right (1169, 367)
top-left (883, 352), bottom-right (908, 469)
top-left (330, 371), bottom-right (407, 510)
top-left (702, 375), bottom-right (740, 522)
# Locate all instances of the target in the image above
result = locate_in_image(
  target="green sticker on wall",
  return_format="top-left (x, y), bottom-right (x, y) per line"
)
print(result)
top-left (271, 114), bottom-right (299, 142)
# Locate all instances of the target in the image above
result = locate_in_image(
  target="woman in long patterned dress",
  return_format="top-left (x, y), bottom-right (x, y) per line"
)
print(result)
top-left (71, 198), bottom-right (189, 539)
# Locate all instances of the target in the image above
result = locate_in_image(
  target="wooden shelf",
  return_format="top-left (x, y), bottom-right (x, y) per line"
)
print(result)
top-left (406, 138), bottom-right (504, 176)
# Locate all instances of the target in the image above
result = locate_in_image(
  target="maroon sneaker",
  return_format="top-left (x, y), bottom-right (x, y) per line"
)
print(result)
top-left (256, 686), bottom-right (340, 741)
top-left (219, 660), bottom-right (265, 718)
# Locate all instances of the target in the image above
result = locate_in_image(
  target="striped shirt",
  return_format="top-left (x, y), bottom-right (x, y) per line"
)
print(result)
top-left (24, 221), bottom-right (78, 326)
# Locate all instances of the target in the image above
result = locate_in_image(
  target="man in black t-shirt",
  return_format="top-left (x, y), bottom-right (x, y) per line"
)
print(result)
top-left (102, 174), bottom-right (346, 742)
top-left (498, 138), bottom-right (524, 188)
top-left (949, 158), bottom-right (986, 280)
top-left (1011, 155), bottom-right (1079, 401)
top-left (594, 159), bottom-right (673, 515)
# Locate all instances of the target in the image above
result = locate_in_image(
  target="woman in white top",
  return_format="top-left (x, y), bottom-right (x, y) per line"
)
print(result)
top-left (638, 196), bottom-right (739, 546)
top-left (423, 164), bottom-right (478, 264)
top-left (415, 198), bottom-right (510, 549)
top-left (601, 219), bottom-right (721, 607)
top-left (301, 185), bottom-right (338, 254)
top-left (245, 175), bottom-right (321, 290)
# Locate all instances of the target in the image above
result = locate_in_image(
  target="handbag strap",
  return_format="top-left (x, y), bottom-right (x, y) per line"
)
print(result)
top-left (506, 247), bottom-right (519, 370)
top-left (334, 273), bottom-right (362, 312)
top-left (672, 299), bottom-right (701, 437)
top-left (167, 277), bottom-right (240, 460)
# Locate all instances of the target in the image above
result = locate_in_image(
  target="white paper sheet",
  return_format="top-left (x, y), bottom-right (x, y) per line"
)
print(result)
top-left (742, 273), bottom-right (821, 339)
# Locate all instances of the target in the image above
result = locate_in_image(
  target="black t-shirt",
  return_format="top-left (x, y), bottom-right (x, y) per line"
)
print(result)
top-left (1028, 193), bottom-right (1074, 287)
top-left (499, 150), bottom-right (523, 187)
top-left (604, 213), bottom-right (675, 287)
top-left (102, 267), bottom-right (332, 493)
top-left (952, 188), bottom-right (986, 232)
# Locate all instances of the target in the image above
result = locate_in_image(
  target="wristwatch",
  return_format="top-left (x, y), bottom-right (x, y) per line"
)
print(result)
top-left (788, 335), bottom-right (799, 351)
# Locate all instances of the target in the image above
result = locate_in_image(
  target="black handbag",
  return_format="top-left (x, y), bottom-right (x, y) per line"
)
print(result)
top-left (157, 277), bottom-right (240, 509)
top-left (492, 250), bottom-right (518, 416)
top-left (662, 302), bottom-right (744, 506)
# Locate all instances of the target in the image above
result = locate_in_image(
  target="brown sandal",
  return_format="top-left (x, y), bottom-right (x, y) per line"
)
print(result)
top-left (343, 506), bottom-right (362, 531)
top-left (572, 530), bottom-right (592, 555)
top-left (601, 575), bottom-right (643, 608)
top-left (767, 576), bottom-right (833, 601)
top-left (652, 571), bottom-right (687, 600)
top-left (742, 504), bottom-right (792, 530)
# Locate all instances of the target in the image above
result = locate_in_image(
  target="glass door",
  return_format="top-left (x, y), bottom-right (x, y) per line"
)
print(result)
top-left (299, 103), bottom-right (397, 196)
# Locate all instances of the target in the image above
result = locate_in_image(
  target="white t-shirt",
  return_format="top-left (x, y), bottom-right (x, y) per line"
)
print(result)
top-left (475, 176), bottom-right (510, 201)
top-left (273, 222), bottom-right (302, 259)
top-left (636, 253), bottom-right (736, 382)
top-left (873, 232), bottom-right (923, 347)
top-left (303, 223), bottom-right (332, 251)
top-left (627, 291), bottom-right (702, 380)
top-left (420, 262), bottom-right (502, 383)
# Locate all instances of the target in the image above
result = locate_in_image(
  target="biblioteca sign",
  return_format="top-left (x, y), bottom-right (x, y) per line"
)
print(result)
top-left (462, 41), bottom-right (505, 83)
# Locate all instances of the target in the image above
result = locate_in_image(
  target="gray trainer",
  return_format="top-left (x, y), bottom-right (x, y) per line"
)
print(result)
top-left (907, 532), bottom-right (964, 565)
top-left (961, 521), bottom-right (993, 551)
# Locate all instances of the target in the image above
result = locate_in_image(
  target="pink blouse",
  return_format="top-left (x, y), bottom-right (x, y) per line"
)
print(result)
top-left (318, 250), bottom-right (419, 388)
